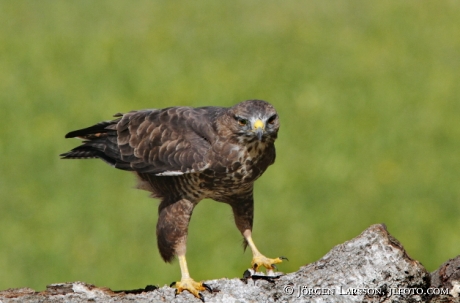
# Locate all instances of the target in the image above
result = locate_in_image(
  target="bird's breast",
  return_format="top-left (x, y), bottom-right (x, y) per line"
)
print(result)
top-left (197, 141), bottom-right (273, 199)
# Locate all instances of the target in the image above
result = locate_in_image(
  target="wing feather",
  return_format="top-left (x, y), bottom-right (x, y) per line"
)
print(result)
top-left (116, 107), bottom-right (218, 175)
top-left (62, 106), bottom-right (221, 175)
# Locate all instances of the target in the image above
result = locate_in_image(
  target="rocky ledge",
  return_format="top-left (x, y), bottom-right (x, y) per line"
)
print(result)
top-left (1, 224), bottom-right (459, 303)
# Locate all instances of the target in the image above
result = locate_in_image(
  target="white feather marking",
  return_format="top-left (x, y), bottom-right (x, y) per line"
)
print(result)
top-left (155, 171), bottom-right (186, 176)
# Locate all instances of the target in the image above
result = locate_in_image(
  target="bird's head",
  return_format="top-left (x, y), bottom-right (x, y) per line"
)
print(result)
top-left (222, 100), bottom-right (279, 143)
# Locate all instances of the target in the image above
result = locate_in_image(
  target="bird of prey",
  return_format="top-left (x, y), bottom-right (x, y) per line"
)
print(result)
top-left (60, 99), bottom-right (284, 300)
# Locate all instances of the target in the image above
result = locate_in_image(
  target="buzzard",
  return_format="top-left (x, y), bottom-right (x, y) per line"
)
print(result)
top-left (61, 100), bottom-right (284, 299)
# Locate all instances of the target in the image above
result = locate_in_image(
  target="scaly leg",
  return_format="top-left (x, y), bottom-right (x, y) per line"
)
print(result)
top-left (171, 254), bottom-right (211, 301)
top-left (156, 198), bottom-right (211, 300)
top-left (243, 230), bottom-right (287, 274)
top-left (230, 192), bottom-right (286, 274)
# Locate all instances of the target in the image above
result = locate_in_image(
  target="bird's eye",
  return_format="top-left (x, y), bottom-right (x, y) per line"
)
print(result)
top-left (235, 116), bottom-right (248, 126)
top-left (267, 114), bottom-right (277, 125)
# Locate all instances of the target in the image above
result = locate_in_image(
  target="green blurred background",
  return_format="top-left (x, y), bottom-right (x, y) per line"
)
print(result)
top-left (1, 0), bottom-right (459, 291)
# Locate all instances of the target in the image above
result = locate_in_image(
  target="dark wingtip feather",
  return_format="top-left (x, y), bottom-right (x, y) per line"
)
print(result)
top-left (64, 120), bottom-right (119, 139)
top-left (64, 131), bottom-right (78, 139)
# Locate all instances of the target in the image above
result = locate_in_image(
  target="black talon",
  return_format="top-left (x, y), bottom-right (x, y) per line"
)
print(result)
top-left (203, 283), bottom-right (212, 292)
top-left (252, 263), bottom-right (258, 270)
top-left (243, 269), bottom-right (252, 279)
top-left (279, 256), bottom-right (289, 261)
top-left (170, 281), bottom-right (176, 287)
top-left (199, 292), bottom-right (205, 302)
top-left (272, 264), bottom-right (278, 271)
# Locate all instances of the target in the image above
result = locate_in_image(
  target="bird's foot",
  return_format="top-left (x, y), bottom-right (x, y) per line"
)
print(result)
top-left (171, 278), bottom-right (211, 301)
top-left (251, 254), bottom-right (288, 274)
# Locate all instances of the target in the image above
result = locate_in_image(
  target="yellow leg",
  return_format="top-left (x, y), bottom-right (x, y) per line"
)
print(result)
top-left (245, 234), bottom-right (286, 273)
top-left (172, 255), bottom-right (211, 300)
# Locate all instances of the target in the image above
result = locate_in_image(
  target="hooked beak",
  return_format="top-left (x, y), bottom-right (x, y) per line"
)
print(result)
top-left (253, 119), bottom-right (265, 141)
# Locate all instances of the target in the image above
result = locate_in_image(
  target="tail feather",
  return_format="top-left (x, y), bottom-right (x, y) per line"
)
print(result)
top-left (61, 118), bottom-right (128, 169)
top-left (60, 138), bottom-right (119, 166)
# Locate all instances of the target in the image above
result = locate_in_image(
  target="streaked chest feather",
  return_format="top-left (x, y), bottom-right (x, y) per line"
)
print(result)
top-left (138, 140), bottom-right (274, 202)
top-left (198, 140), bottom-right (272, 196)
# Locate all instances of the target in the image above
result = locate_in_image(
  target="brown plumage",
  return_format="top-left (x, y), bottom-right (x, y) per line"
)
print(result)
top-left (61, 99), bottom-right (283, 299)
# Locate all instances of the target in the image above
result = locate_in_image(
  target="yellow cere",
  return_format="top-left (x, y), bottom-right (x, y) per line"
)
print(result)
top-left (253, 119), bottom-right (264, 130)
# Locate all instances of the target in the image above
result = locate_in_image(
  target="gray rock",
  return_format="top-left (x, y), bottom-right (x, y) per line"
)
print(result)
top-left (0, 224), bottom-right (457, 303)
top-left (430, 255), bottom-right (460, 303)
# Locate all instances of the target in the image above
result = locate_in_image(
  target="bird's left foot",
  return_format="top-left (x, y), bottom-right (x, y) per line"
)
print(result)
top-left (171, 278), bottom-right (212, 302)
top-left (251, 254), bottom-right (288, 274)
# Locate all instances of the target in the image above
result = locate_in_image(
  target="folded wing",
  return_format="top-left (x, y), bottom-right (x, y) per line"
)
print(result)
top-left (61, 107), bottom-right (217, 175)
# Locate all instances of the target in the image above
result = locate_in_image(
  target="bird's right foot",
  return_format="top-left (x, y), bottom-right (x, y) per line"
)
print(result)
top-left (171, 278), bottom-right (211, 301)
